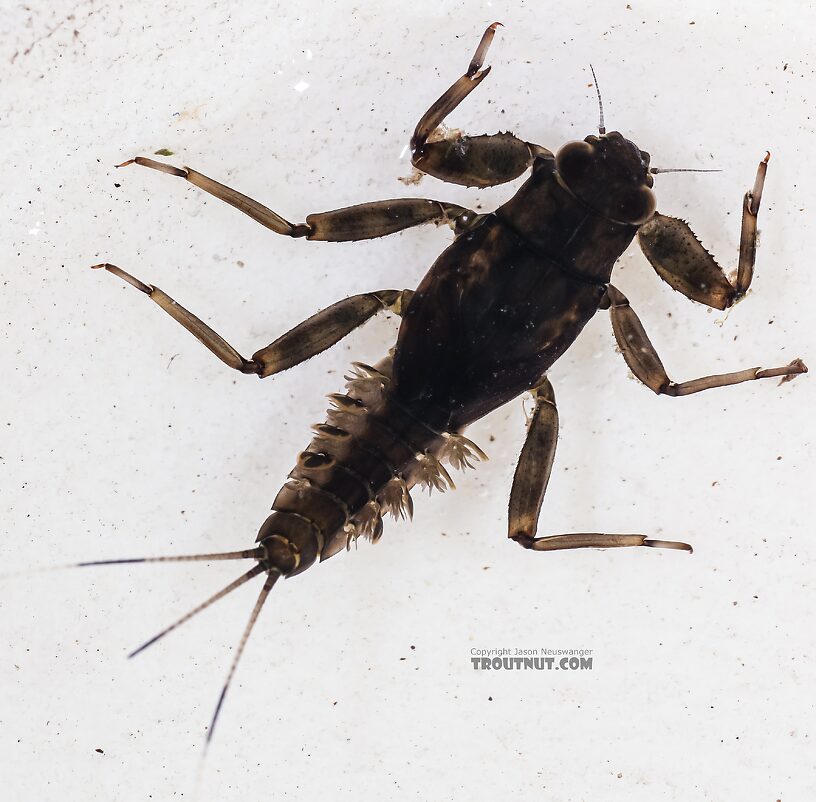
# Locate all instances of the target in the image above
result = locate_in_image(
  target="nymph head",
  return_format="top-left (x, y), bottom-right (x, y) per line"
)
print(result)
top-left (555, 132), bottom-right (657, 225)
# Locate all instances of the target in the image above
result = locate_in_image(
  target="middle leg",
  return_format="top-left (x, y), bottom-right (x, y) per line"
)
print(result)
top-left (603, 284), bottom-right (807, 396)
top-left (117, 157), bottom-right (478, 239)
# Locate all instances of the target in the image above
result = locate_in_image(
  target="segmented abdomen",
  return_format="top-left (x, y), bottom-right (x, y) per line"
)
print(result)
top-left (256, 352), bottom-right (485, 576)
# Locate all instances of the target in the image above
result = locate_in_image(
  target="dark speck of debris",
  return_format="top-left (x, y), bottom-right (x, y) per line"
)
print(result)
top-left (95, 748), bottom-right (104, 754)
top-left (732, 601), bottom-right (738, 606)
top-left (154, 148), bottom-right (174, 156)
top-left (114, 183), bottom-right (121, 188)
top-left (410, 645), bottom-right (415, 650)
top-left (777, 456), bottom-right (782, 461)
top-left (488, 696), bottom-right (493, 701)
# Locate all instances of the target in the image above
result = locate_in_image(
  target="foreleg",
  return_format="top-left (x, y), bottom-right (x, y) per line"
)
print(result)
top-left (409, 24), bottom-right (551, 187)
top-left (638, 153), bottom-right (769, 309)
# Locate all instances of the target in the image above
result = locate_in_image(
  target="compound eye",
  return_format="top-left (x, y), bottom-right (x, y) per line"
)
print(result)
top-left (618, 185), bottom-right (656, 225)
top-left (555, 140), bottom-right (595, 182)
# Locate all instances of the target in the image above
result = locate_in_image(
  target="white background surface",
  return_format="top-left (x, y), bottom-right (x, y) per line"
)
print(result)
top-left (2, 1), bottom-right (814, 800)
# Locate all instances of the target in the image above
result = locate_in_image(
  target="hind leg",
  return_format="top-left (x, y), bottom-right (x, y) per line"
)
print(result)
top-left (93, 262), bottom-right (413, 378)
top-left (508, 378), bottom-right (692, 552)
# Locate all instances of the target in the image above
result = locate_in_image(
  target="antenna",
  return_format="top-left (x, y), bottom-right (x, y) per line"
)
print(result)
top-left (589, 64), bottom-right (605, 135)
top-left (649, 167), bottom-right (722, 174)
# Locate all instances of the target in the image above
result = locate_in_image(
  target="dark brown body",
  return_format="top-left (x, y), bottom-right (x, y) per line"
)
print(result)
top-left (396, 157), bottom-right (636, 428)
top-left (91, 24), bottom-right (805, 747)
top-left (258, 155), bottom-right (638, 576)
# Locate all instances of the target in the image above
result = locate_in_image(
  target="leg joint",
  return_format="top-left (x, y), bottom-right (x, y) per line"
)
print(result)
top-left (291, 222), bottom-right (313, 238)
top-left (240, 360), bottom-right (263, 376)
top-left (510, 533), bottom-right (535, 549)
